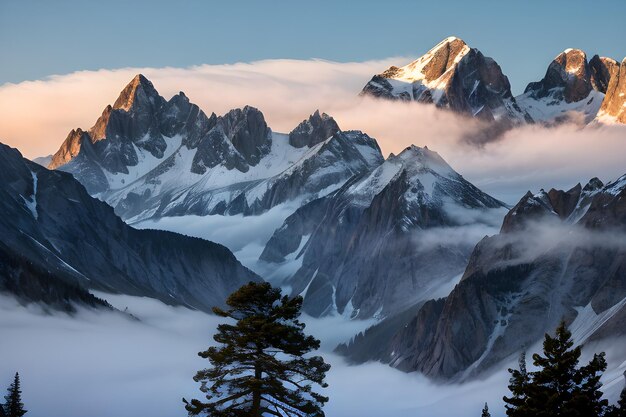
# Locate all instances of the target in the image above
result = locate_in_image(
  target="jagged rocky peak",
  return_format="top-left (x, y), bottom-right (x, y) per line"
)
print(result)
top-left (48, 128), bottom-right (89, 169)
top-left (524, 49), bottom-right (594, 103)
top-left (583, 176), bottom-right (604, 192)
top-left (288, 110), bottom-right (340, 148)
top-left (499, 177), bottom-right (609, 233)
top-left (112, 73), bottom-right (165, 112)
top-left (48, 73), bottom-right (173, 174)
top-left (360, 36), bottom-right (530, 123)
top-left (589, 55), bottom-right (620, 93)
top-left (597, 57), bottom-right (626, 123)
top-left (215, 105), bottom-right (272, 165)
top-left (517, 49), bottom-right (621, 124)
top-left (381, 36), bottom-right (469, 84)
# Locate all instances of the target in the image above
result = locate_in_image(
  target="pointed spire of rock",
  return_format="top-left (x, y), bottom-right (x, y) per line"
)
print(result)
top-left (583, 177), bottom-right (604, 192)
top-left (48, 128), bottom-right (89, 169)
top-left (589, 55), bottom-right (620, 93)
top-left (288, 110), bottom-right (340, 148)
top-left (112, 73), bottom-right (164, 112)
top-left (524, 48), bottom-right (593, 103)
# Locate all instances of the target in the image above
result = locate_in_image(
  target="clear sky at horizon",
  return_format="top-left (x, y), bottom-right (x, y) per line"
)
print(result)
top-left (1, 0), bottom-right (625, 94)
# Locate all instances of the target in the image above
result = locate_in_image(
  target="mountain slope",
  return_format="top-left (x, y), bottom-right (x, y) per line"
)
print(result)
top-left (0, 142), bottom-right (259, 312)
top-left (48, 75), bottom-right (383, 221)
top-left (357, 176), bottom-right (626, 380)
top-left (360, 36), bottom-right (531, 123)
top-left (260, 145), bottom-right (506, 318)
top-left (516, 49), bottom-right (620, 123)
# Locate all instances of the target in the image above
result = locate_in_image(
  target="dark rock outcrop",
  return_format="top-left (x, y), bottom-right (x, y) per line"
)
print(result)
top-left (589, 55), bottom-right (620, 94)
top-left (289, 110), bottom-right (340, 148)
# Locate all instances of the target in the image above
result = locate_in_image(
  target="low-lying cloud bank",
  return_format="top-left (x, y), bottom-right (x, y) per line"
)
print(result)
top-left (1, 293), bottom-right (624, 417)
top-left (1, 60), bottom-right (625, 203)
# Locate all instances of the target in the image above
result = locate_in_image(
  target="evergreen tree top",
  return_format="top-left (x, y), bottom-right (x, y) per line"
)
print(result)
top-left (3, 372), bottom-right (27, 417)
top-left (185, 281), bottom-right (330, 417)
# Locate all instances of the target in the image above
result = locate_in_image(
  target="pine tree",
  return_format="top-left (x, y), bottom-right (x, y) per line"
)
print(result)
top-left (481, 402), bottom-right (491, 417)
top-left (503, 350), bottom-right (531, 416)
top-left (505, 321), bottom-right (609, 417)
top-left (184, 282), bottom-right (330, 417)
top-left (3, 373), bottom-right (26, 417)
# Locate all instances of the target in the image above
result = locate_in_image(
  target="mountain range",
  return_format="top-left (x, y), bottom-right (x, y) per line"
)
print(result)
top-left (361, 36), bottom-right (626, 125)
top-left (2, 38), bottom-right (623, 385)
top-left (338, 175), bottom-right (626, 380)
top-left (47, 75), bottom-right (382, 222)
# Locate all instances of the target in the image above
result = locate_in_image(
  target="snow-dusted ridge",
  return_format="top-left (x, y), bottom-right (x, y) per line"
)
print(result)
top-left (48, 74), bottom-right (384, 221)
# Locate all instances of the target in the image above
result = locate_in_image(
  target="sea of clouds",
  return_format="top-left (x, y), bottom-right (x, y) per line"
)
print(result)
top-left (1, 291), bottom-right (624, 417)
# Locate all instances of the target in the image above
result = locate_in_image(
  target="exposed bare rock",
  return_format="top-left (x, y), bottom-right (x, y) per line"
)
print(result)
top-left (517, 50), bottom-right (620, 124)
top-left (289, 110), bottom-right (340, 148)
top-left (47, 75), bottom-right (380, 221)
top-left (589, 55), bottom-right (620, 93)
top-left (360, 36), bottom-right (531, 124)
top-left (597, 57), bottom-right (626, 123)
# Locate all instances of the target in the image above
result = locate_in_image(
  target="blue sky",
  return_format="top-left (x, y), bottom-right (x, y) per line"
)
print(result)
top-left (1, 0), bottom-right (625, 94)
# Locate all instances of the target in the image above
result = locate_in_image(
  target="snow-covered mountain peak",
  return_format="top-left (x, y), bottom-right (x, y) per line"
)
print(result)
top-left (361, 37), bottom-right (530, 123)
top-left (380, 37), bottom-right (469, 85)
top-left (393, 145), bottom-right (456, 177)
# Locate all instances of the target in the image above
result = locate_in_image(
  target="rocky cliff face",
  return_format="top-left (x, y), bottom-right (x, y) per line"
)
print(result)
top-left (360, 37), bottom-right (531, 124)
top-left (0, 142), bottom-right (259, 312)
top-left (260, 145), bottom-right (505, 318)
top-left (597, 58), bottom-right (626, 123)
top-left (48, 76), bottom-right (382, 222)
top-left (362, 176), bottom-right (626, 380)
top-left (288, 110), bottom-right (340, 148)
top-left (516, 49), bottom-right (620, 123)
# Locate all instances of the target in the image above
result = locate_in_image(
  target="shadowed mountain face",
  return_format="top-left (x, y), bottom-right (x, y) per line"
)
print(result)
top-left (260, 145), bottom-right (506, 319)
top-left (360, 37), bottom-right (532, 124)
top-left (516, 49), bottom-right (621, 124)
top-left (0, 142), bottom-right (260, 312)
top-left (47, 75), bottom-right (383, 222)
top-left (340, 176), bottom-right (626, 380)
